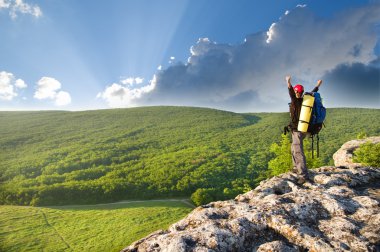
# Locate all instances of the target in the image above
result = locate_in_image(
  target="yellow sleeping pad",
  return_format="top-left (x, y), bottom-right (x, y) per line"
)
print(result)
top-left (298, 94), bottom-right (315, 132)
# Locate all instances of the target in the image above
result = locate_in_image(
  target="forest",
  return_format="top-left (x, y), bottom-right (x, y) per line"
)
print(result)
top-left (1, 106), bottom-right (379, 206)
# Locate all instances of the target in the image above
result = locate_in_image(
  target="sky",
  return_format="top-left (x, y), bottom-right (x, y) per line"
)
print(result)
top-left (0, 0), bottom-right (379, 112)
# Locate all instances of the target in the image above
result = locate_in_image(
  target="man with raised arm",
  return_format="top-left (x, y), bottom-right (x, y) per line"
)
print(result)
top-left (286, 75), bottom-right (322, 183)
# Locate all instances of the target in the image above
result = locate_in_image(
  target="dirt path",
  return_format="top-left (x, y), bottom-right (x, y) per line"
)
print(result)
top-left (45, 198), bottom-right (196, 209)
top-left (38, 208), bottom-right (72, 250)
top-left (113, 199), bottom-right (195, 208)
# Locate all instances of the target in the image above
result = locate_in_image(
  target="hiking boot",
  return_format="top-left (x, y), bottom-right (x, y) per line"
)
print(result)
top-left (297, 173), bottom-right (311, 184)
top-left (297, 177), bottom-right (306, 184)
top-left (297, 174), bottom-right (313, 184)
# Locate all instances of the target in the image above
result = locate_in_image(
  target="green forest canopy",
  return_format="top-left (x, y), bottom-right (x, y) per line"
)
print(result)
top-left (1, 107), bottom-right (379, 206)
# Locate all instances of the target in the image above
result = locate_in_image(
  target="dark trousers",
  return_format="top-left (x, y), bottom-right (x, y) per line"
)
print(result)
top-left (291, 131), bottom-right (308, 177)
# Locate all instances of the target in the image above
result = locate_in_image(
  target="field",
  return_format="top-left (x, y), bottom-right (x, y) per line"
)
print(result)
top-left (0, 200), bottom-right (193, 252)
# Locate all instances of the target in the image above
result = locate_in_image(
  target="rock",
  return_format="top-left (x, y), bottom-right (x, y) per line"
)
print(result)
top-left (256, 241), bottom-right (297, 251)
top-left (333, 136), bottom-right (380, 169)
top-left (121, 138), bottom-right (380, 252)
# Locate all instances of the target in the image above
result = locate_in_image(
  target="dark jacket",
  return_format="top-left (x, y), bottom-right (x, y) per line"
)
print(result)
top-left (288, 86), bottom-right (319, 130)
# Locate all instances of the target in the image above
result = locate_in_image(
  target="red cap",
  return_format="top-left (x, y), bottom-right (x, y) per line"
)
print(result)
top-left (293, 84), bottom-right (304, 93)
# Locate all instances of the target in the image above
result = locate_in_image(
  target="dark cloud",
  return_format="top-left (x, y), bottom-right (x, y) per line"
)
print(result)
top-left (322, 61), bottom-right (380, 108)
top-left (100, 3), bottom-right (380, 111)
top-left (349, 44), bottom-right (363, 58)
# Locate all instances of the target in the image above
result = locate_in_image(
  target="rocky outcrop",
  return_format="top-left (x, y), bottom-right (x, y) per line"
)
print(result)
top-left (333, 136), bottom-right (380, 169)
top-left (122, 138), bottom-right (380, 252)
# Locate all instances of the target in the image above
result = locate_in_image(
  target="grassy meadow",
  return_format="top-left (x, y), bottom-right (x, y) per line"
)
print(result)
top-left (0, 200), bottom-right (193, 252)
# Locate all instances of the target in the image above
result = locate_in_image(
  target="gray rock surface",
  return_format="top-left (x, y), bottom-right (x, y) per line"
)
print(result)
top-left (122, 138), bottom-right (380, 252)
top-left (333, 136), bottom-right (380, 169)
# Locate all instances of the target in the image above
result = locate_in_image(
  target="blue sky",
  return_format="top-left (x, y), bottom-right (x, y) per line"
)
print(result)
top-left (1, 0), bottom-right (379, 112)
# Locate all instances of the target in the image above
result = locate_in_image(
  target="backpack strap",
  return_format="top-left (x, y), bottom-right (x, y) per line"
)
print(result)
top-left (317, 134), bottom-right (320, 158)
top-left (310, 134), bottom-right (320, 159)
top-left (283, 125), bottom-right (291, 135)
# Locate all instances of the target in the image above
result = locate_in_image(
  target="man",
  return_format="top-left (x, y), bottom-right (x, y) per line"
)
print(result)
top-left (286, 75), bottom-right (322, 183)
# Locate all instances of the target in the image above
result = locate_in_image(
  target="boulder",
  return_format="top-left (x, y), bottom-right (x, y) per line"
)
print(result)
top-left (333, 136), bottom-right (380, 169)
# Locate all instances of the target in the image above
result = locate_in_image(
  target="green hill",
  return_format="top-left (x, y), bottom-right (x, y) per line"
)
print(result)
top-left (1, 106), bottom-right (379, 206)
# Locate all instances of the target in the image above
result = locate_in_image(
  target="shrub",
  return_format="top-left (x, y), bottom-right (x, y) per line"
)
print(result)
top-left (357, 132), bottom-right (367, 139)
top-left (268, 134), bottom-right (292, 176)
top-left (191, 188), bottom-right (218, 206)
top-left (353, 142), bottom-right (380, 167)
top-left (268, 134), bottom-right (322, 177)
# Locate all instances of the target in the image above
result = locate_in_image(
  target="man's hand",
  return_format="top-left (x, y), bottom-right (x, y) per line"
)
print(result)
top-left (317, 79), bottom-right (323, 87)
top-left (286, 76), bottom-right (292, 88)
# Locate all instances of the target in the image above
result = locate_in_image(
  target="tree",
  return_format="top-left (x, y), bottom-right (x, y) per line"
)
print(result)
top-left (353, 142), bottom-right (380, 167)
top-left (268, 134), bottom-right (323, 177)
top-left (191, 188), bottom-right (214, 206)
top-left (247, 151), bottom-right (272, 186)
top-left (268, 134), bottom-right (292, 176)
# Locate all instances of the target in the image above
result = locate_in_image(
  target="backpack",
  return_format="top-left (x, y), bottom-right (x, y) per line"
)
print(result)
top-left (283, 91), bottom-right (326, 158)
top-left (306, 92), bottom-right (326, 158)
top-left (307, 92), bottom-right (326, 134)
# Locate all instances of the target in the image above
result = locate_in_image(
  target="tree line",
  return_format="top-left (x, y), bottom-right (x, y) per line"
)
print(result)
top-left (1, 107), bottom-right (379, 206)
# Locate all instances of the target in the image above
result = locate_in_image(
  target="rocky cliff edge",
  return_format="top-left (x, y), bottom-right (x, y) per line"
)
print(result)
top-left (122, 137), bottom-right (380, 252)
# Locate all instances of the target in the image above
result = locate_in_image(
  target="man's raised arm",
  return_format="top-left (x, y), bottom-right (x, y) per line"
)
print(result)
top-left (312, 79), bottom-right (323, 92)
top-left (286, 75), bottom-right (292, 89)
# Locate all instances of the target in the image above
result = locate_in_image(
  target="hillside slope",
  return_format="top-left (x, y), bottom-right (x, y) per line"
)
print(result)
top-left (122, 137), bottom-right (380, 252)
top-left (1, 107), bottom-right (379, 206)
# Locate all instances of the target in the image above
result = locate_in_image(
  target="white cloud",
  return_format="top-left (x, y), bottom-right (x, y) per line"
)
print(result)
top-left (0, 75), bottom-right (17, 101)
top-left (0, 0), bottom-right (10, 8)
top-left (98, 76), bottom-right (156, 107)
top-left (135, 77), bottom-right (144, 84)
top-left (55, 91), bottom-right (71, 106)
top-left (120, 77), bottom-right (144, 86)
top-left (0, 71), bottom-right (27, 101)
top-left (266, 23), bottom-right (276, 43)
top-left (190, 38), bottom-right (212, 57)
top-left (34, 77), bottom-right (71, 106)
top-left (169, 56), bottom-right (176, 64)
top-left (98, 3), bottom-right (380, 112)
top-left (0, 0), bottom-right (42, 19)
top-left (120, 77), bottom-right (135, 86)
top-left (34, 77), bottom-right (61, 99)
top-left (15, 79), bottom-right (27, 88)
